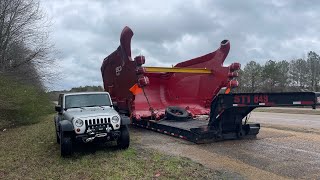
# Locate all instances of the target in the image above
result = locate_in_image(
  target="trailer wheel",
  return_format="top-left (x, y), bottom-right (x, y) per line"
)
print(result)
top-left (165, 106), bottom-right (189, 121)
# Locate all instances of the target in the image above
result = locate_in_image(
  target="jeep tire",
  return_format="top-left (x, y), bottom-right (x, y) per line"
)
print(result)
top-left (60, 130), bottom-right (73, 157)
top-left (117, 125), bottom-right (130, 149)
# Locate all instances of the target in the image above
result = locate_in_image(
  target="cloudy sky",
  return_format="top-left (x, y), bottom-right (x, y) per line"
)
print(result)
top-left (41, 0), bottom-right (320, 90)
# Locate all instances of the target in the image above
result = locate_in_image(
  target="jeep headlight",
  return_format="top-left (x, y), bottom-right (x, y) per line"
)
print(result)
top-left (75, 119), bottom-right (84, 127)
top-left (111, 116), bottom-right (119, 123)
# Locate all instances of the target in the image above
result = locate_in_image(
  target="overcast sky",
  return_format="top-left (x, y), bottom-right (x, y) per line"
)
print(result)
top-left (42, 0), bottom-right (320, 90)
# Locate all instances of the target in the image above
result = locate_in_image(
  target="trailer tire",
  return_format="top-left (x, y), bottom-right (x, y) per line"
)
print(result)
top-left (165, 106), bottom-right (189, 121)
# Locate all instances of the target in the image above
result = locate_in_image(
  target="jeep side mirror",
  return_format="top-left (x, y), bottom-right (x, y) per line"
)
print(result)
top-left (55, 105), bottom-right (62, 112)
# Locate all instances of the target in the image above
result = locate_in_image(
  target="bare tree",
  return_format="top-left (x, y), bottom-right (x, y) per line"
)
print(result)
top-left (277, 60), bottom-right (290, 92)
top-left (289, 58), bottom-right (308, 91)
top-left (306, 51), bottom-right (320, 91)
top-left (0, 0), bottom-right (54, 89)
top-left (242, 61), bottom-right (262, 93)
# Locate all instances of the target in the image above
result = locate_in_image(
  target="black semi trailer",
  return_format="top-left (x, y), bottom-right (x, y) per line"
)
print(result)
top-left (131, 92), bottom-right (320, 143)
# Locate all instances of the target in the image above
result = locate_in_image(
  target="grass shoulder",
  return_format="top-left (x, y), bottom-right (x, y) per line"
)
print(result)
top-left (0, 75), bottom-right (53, 129)
top-left (0, 115), bottom-right (225, 179)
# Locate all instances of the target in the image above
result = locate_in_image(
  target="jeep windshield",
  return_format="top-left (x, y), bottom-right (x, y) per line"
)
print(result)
top-left (65, 94), bottom-right (111, 109)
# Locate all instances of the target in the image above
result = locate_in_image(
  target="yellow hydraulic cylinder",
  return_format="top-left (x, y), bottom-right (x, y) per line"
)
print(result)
top-left (144, 66), bottom-right (212, 74)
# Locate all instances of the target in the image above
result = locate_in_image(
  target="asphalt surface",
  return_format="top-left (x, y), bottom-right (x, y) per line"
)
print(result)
top-left (133, 112), bottom-right (320, 180)
top-left (250, 112), bottom-right (320, 130)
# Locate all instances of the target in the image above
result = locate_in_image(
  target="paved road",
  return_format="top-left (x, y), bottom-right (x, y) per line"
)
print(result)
top-left (250, 112), bottom-right (320, 130)
top-left (133, 112), bottom-right (320, 180)
top-left (258, 107), bottom-right (320, 111)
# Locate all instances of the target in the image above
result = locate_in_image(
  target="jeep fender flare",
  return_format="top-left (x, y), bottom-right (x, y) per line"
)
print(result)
top-left (120, 115), bottom-right (131, 125)
top-left (59, 120), bottom-right (74, 132)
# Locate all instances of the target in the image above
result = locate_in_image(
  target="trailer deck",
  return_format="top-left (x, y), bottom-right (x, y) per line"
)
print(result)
top-left (157, 119), bottom-right (208, 131)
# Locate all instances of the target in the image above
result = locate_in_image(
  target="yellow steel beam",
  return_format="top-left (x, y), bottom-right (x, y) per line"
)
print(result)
top-left (144, 66), bottom-right (212, 74)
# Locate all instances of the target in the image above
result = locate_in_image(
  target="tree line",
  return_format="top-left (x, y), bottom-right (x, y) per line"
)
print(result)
top-left (234, 51), bottom-right (320, 93)
top-left (48, 86), bottom-right (104, 101)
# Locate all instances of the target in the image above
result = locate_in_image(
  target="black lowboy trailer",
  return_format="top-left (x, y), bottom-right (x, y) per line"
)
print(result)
top-left (131, 92), bottom-right (320, 143)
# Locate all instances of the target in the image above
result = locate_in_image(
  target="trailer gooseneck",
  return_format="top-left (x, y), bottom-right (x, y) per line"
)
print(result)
top-left (101, 26), bottom-right (320, 143)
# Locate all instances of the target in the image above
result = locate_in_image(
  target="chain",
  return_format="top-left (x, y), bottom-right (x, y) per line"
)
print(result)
top-left (141, 87), bottom-right (155, 119)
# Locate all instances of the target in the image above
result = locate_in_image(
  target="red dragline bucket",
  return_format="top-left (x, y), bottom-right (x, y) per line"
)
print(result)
top-left (101, 26), bottom-right (240, 120)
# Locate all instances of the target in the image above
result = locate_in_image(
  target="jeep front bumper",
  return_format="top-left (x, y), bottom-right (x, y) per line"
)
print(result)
top-left (75, 123), bottom-right (120, 143)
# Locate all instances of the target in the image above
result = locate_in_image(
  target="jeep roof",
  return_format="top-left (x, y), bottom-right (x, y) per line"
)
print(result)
top-left (60, 91), bottom-right (109, 96)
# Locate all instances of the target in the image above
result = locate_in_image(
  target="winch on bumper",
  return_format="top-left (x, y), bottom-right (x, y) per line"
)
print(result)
top-left (75, 123), bottom-right (121, 143)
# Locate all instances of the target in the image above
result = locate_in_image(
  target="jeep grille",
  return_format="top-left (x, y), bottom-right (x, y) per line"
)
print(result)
top-left (84, 117), bottom-right (111, 127)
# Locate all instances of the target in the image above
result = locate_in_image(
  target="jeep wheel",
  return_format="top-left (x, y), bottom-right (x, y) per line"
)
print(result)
top-left (60, 131), bottom-right (73, 157)
top-left (117, 125), bottom-right (130, 149)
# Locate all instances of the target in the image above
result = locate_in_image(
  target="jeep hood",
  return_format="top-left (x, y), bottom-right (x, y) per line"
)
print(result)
top-left (63, 107), bottom-right (118, 120)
